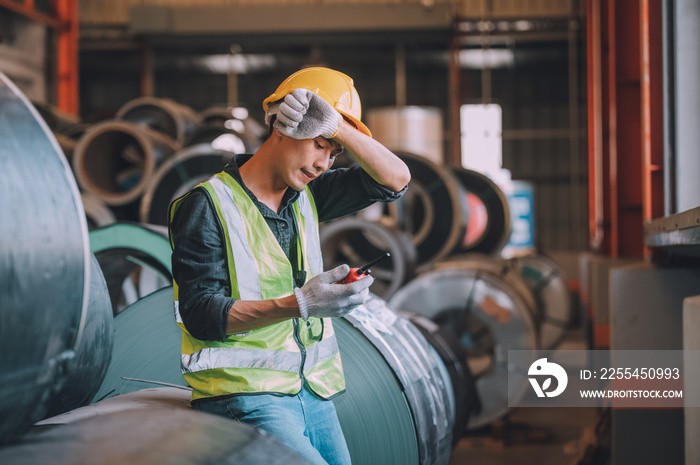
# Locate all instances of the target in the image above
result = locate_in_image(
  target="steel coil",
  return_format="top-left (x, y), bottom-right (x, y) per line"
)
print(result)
top-left (506, 254), bottom-right (573, 350)
top-left (89, 283), bottom-right (453, 464)
top-left (92, 287), bottom-right (185, 402)
top-left (402, 313), bottom-right (481, 445)
top-left (337, 295), bottom-right (454, 465)
top-left (320, 218), bottom-right (417, 299)
top-left (73, 120), bottom-right (178, 206)
top-left (434, 253), bottom-right (541, 339)
top-left (0, 73), bottom-right (89, 444)
top-left (116, 97), bottom-right (200, 146)
top-left (139, 144), bottom-right (233, 226)
top-left (40, 387), bottom-right (191, 426)
top-left (386, 151), bottom-right (468, 267)
top-left (451, 167), bottom-right (511, 255)
top-left (389, 268), bottom-right (538, 430)
top-left (43, 252), bottom-right (113, 418)
top-left (89, 222), bottom-right (173, 315)
top-left (2, 405), bottom-right (313, 465)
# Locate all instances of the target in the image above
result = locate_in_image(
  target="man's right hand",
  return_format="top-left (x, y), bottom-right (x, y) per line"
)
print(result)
top-left (293, 264), bottom-right (373, 321)
top-left (274, 88), bottom-right (342, 140)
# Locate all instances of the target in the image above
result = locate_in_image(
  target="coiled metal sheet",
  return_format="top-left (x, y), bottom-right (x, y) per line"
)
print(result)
top-left (434, 253), bottom-right (540, 340)
top-left (116, 97), bottom-right (200, 146)
top-left (320, 218), bottom-right (417, 299)
top-left (451, 167), bottom-right (511, 255)
top-left (384, 152), bottom-right (469, 267)
top-left (402, 313), bottom-right (481, 445)
top-left (92, 287), bottom-right (185, 402)
top-left (139, 144), bottom-right (233, 226)
top-left (389, 268), bottom-right (537, 430)
top-left (88, 282), bottom-right (453, 464)
top-left (0, 73), bottom-right (89, 444)
top-left (43, 252), bottom-right (113, 418)
top-left (89, 222), bottom-right (173, 315)
top-left (339, 295), bottom-right (453, 465)
top-left (1, 407), bottom-right (313, 465)
top-left (506, 254), bottom-right (573, 350)
top-left (199, 106), bottom-right (266, 151)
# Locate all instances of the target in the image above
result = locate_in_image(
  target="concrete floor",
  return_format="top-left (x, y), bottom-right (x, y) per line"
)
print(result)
top-left (449, 329), bottom-right (606, 465)
top-left (449, 406), bottom-right (602, 465)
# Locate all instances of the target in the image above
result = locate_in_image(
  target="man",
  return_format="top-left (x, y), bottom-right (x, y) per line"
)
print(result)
top-left (169, 67), bottom-right (410, 465)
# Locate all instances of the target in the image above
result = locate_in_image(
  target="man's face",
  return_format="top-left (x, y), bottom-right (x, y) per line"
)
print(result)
top-left (274, 133), bottom-right (343, 191)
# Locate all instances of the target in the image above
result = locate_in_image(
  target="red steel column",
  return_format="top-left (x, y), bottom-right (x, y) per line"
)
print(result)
top-left (641, 0), bottom-right (665, 227)
top-left (55, 0), bottom-right (79, 115)
top-left (588, 0), bottom-right (654, 259)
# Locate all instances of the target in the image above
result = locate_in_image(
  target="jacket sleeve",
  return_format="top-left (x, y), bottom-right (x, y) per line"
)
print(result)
top-left (170, 189), bottom-right (233, 342)
top-left (309, 165), bottom-right (407, 223)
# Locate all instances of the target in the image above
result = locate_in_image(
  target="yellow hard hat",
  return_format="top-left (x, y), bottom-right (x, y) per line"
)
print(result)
top-left (263, 67), bottom-right (372, 137)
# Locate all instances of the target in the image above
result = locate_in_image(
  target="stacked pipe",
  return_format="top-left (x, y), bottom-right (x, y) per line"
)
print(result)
top-left (39, 98), bottom-right (264, 227)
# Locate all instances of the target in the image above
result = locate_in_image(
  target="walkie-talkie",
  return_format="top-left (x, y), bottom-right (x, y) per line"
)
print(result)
top-left (337, 252), bottom-right (391, 284)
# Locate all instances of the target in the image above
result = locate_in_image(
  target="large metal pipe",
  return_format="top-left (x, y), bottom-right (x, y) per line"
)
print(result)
top-left (116, 97), bottom-right (200, 147)
top-left (73, 121), bottom-right (178, 206)
top-left (0, 73), bottom-right (89, 444)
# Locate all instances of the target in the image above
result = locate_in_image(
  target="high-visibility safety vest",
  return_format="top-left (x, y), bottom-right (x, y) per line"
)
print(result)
top-left (169, 171), bottom-right (346, 401)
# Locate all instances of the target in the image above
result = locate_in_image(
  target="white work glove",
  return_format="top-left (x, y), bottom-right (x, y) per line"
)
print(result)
top-left (294, 264), bottom-right (373, 321)
top-left (274, 88), bottom-right (342, 140)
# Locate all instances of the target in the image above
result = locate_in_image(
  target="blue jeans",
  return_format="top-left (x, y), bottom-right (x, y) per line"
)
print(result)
top-left (194, 386), bottom-right (352, 465)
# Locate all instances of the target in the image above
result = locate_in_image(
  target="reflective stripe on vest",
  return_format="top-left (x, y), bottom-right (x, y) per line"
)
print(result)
top-left (208, 176), bottom-right (263, 300)
top-left (296, 191), bottom-right (323, 276)
top-left (181, 333), bottom-right (340, 374)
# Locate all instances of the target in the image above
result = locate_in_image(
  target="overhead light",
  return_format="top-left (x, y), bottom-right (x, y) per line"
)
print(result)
top-left (196, 54), bottom-right (276, 74)
top-left (458, 49), bottom-right (514, 69)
